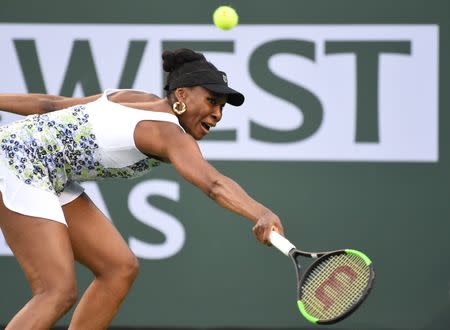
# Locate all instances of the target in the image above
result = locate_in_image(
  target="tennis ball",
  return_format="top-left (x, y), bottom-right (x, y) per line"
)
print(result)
top-left (213, 6), bottom-right (239, 30)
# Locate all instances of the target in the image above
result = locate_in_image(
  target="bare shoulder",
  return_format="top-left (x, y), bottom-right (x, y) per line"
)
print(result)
top-left (134, 120), bottom-right (191, 161)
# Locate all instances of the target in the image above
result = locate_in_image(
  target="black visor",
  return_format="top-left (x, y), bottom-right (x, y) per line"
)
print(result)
top-left (164, 60), bottom-right (245, 106)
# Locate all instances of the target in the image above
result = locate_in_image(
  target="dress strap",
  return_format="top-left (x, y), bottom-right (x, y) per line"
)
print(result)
top-left (103, 88), bottom-right (149, 99)
top-left (101, 89), bottom-right (185, 133)
top-left (144, 112), bottom-right (184, 128)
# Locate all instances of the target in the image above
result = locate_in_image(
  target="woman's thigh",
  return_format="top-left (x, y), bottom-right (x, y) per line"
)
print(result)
top-left (63, 193), bottom-right (138, 276)
top-left (0, 194), bottom-right (76, 293)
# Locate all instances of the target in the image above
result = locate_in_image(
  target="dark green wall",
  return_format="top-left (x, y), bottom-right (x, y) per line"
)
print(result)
top-left (0, 1), bottom-right (449, 329)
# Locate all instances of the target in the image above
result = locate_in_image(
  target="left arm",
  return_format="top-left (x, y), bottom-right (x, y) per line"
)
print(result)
top-left (0, 93), bottom-right (101, 115)
top-left (0, 90), bottom-right (162, 116)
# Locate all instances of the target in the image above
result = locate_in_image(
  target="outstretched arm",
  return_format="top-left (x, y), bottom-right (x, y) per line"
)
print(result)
top-left (0, 90), bottom-right (162, 116)
top-left (0, 93), bottom-right (102, 116)
top-left (135, 122), bottom-right (284, 245)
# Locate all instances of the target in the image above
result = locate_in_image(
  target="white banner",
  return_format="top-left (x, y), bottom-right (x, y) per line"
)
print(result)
top-left (0, 24), bottom-right (439, 162)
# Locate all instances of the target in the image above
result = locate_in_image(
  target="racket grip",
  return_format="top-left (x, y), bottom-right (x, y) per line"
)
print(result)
top-left (269, 231), bottom-right (296, 256)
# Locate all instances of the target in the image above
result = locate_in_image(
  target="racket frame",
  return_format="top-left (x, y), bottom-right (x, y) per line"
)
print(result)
top-left (269, 232), bottom-right (375, 325)
top-left (289, 249), bottom-right (375, 324)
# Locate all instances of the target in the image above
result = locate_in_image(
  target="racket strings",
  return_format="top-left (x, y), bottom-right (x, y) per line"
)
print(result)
top-left (300, 254), bottom-right (371, 321)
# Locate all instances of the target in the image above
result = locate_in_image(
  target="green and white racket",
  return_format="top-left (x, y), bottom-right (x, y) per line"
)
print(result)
top-left (269, 231), bottom-right (375, 325)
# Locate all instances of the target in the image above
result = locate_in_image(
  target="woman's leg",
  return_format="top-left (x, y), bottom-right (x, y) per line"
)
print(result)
top-left (0, 196), bottom-right (77, 330)
top-left (63, 193), bottom-right (139, 330)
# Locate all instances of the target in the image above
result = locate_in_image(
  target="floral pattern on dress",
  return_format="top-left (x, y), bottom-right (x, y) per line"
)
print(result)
top-left (0, 105), bottom-right (160, 195)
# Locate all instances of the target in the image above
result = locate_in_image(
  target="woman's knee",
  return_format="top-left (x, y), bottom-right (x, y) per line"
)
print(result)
top-left (34, 279), bottom-right (78, 313)
top-left (116, 254), bottom-right (140, 284)
top-left (103, 254), bottom-right (140, 289)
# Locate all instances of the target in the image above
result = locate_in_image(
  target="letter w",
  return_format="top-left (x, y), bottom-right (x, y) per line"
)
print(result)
top-left (14, 39), bottom-right (147, 95)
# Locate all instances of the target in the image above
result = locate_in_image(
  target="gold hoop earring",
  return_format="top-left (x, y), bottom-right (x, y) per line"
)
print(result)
top-left (172, 101), bottom-right (187, 115)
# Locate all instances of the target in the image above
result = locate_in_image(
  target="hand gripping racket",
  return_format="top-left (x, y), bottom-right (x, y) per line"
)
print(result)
top-left (269, 231), bottom-right (375, 325)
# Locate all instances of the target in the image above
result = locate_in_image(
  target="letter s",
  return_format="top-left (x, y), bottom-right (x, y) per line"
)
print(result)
top-left (127, 179), bottom-right (185, 259)
top-left (249, 40), bottom-right (323, 143)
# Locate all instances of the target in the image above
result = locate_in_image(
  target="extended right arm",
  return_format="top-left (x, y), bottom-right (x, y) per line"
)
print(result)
top-left (134, 121), bottom-right (285, 245)
top-left (0, 93), bottom-right (101, 116)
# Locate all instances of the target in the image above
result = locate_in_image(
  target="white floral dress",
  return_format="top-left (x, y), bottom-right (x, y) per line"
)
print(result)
top-left (0, 89), bottom-right (183, 224)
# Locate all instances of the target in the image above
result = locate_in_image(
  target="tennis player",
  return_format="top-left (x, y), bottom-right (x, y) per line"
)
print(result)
top-left (0, 48), bottom-right (284, 329)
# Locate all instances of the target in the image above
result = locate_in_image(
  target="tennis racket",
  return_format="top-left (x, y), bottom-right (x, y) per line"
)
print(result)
top-left (269, 231), bottom-right (375, 325)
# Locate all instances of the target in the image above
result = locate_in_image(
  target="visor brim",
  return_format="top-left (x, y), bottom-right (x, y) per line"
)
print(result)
top-left (201, 84), bottom-right (245, 107)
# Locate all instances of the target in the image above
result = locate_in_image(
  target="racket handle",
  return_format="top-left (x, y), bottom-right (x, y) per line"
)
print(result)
top-left (269, 231), bottom-right (296, 256)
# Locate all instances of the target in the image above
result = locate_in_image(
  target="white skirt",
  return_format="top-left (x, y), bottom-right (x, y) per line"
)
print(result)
top-left (0, 161), bottom-right (84, 225)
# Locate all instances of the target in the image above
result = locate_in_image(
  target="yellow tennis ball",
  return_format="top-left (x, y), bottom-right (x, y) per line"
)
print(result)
top-left (213, 6), bottom-right (239, 30)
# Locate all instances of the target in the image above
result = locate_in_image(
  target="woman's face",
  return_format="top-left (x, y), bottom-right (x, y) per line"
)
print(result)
top-left (175, 86), bottom-right (227, 140)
